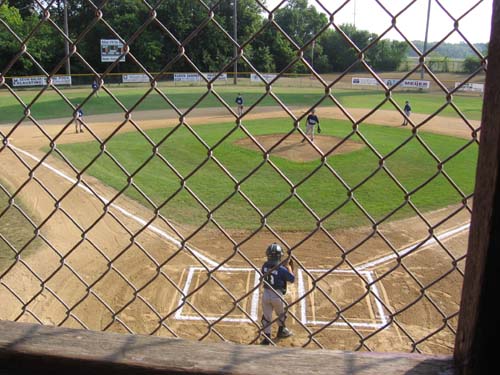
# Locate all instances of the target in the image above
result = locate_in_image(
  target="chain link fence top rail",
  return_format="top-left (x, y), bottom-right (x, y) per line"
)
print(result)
top-left (0, 0), bottom-right (489, 353)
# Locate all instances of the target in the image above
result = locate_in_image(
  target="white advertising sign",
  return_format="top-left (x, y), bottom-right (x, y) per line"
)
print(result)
top-left (454, 82), bottom-right (484, 93)
top-left (205, 73), bottom-right (227, 81)
top-left (351, 77), bottom-right (378, 86)
top-left (122, 74), bottom-right (150, 83)
top-left (174, 73), bottom-right (201, 82)
top-left (394, 79), bottom-right (430, 89)
top-left (12, 75), bottom-right (72, 87)
top-left (352, 77), bottom-right (430, 89)
top-left (250, 73), bottom-right (277, 82)
top-left (100, 39), bottom-right (126, 62)
top-left (173, 73), bottom-right (227, 82)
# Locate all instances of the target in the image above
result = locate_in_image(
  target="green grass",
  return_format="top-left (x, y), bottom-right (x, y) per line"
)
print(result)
top-left (0, 85), bottom-right (483, 123)
top-left (0, 186), bottom-right (39, 272)
top-left (55, 118), bottom-right (478, 231)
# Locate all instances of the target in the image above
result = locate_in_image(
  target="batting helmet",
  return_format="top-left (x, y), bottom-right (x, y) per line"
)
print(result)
top-left (266, 243), bottom-right (283, 264)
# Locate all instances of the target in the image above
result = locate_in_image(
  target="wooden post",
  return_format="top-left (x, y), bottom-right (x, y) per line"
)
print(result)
top-left (454, 1), bottom-right (500, 373)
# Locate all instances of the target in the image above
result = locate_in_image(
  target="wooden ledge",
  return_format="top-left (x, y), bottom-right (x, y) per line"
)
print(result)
top-left (0, 320), bottom-right (455, 375)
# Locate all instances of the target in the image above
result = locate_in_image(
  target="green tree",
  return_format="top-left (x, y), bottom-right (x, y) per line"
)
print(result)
top-left (462, 55), bottom-right (482, 74)
top-left (367, 39), bottom-right (408, 71)
top-left (0, 2), bottom-right (34, 75)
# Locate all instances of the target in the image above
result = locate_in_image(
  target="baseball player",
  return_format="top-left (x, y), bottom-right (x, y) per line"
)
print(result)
top-left (301, 109), bottom-right (321, 143)
top-left (402, 100), bottom-right (411, 126)
top-left (235, 93), bottom-right (244, 116)
top-left (92, 79), bottom-right (99, 97)
top-left (260, 243), bottom-right (295, 345)
top-left (75, 105), bottom-right (84, 133)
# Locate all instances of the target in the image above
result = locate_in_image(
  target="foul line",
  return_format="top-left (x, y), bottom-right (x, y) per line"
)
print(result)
top-left (357, 223), bottom-right (470, 270)
top-left (9, 144), bottom-right (220, 269)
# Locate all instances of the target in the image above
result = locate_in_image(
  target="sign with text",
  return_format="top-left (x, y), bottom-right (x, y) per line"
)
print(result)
top-left (173, 73), bottom-right (227, 82)
top-left (352, 77), bottom-right (430, 89)
top-left (100, 39), bottom-right (125, 62)
top-left (122, 74), bottom-right (150, 83)
top-left (250, 73), bottom-right (277, 82)
top-left (454, 82), bottom-right (484, 93)
top-left (12, 75), bottom-right (72, 87)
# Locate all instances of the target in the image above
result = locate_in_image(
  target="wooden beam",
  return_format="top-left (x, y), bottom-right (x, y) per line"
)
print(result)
top-left (454, 0), bottom-right (500, 373)
top-left (0, 320), bottom-right (454, 375)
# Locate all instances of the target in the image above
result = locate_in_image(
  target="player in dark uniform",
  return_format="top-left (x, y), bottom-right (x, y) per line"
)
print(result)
top-left (92, 79), bottom-right (99, 97)
top-left (260, 243), bottom-right (295, 345)
top-left (75, 105), bottom-right (84, 133)
top-left (235, 93), bottom-right (244, 116)
top-left (402, 100), bottom-right (411, 126)
top-left (301, 109), bottom-right (321, 143)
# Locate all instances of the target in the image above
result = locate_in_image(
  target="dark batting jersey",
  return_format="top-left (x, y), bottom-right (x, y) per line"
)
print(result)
top-left (262, 261), bottom-right (295, 294)
top-left (235, 96), bottom-right (243, 105)
top-left (404, 103), bottom-right (411, 112)
top-left (306, 114), bottom-right (319, 125)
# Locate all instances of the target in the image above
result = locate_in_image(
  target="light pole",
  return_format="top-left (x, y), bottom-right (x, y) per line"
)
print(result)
top-left (63, 0), bottom-right (71, 80)
top-left (311, 39), bottom-right (315, 71)
top-left (421, 0), bottom-right (431, 80)
top-left (233, 0), bottom-right (238, 85)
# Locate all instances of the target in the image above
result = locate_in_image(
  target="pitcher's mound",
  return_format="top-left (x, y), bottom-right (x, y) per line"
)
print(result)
top-left (234, 134), bottom-right (364, 162)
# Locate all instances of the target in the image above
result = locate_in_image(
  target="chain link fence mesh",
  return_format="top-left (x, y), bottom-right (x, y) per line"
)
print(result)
top-left (0, 0), bottom-right (489, 353)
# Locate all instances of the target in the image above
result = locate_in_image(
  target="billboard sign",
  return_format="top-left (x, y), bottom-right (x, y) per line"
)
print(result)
top-left (122, 74), bottom-right (150, 83)
top-left (454, 82), bottom-right (484, 93)
top-left (12, 75), bottom-right (72, 87)
top-left (352, 77), bottom-right (430, 89)
top-left (100, 39), bottom-right (125, 62)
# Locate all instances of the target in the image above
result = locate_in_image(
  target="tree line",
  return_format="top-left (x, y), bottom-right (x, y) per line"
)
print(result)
top-left (2, 0), bottom-right (412, 77)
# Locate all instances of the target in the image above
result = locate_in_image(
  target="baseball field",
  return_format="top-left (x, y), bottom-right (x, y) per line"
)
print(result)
top-left (0, 83), bottom-right (479, 353)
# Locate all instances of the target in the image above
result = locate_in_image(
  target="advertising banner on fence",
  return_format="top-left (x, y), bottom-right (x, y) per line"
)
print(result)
top-left (454, 82), bottom-right (484, 93)
top-left (100, 39), bottom-right (126, 62)
top-left (12, 75), bottom-right (72, 87)
top-left (122, 74), bottom-right (150, 83)
top-left (174, 73), bottom-right (227, 82)
top-left (351, 77), bottom-right (378, 86)
top-left (352, 77), bottom-right (430, 89)
top-left (250, 73), bottom-right (277, 82)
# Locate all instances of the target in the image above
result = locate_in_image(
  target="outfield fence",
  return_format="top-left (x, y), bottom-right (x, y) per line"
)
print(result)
top-left (2, 71), bottom-right (486, 94)
top-left (0, 0), bottom-right (491, 360)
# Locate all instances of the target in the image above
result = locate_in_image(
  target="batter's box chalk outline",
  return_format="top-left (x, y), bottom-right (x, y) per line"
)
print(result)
top-left (298, 269), bottom-right (389, 329)
top-left (174, 267), bottom-right (260, 323)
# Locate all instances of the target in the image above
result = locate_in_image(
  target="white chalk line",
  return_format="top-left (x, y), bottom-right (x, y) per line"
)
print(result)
top-left (357, 223), bottom-right (470, 270)
top-left (297, 269), bottom-right (387, 329)
top-left (175, 267), bottom-right (260, 323)
top-left (9, 144), bottom-right (220, 269)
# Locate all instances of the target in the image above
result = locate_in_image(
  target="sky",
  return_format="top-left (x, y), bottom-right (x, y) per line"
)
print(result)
top-left (265, 0), bottom-right (493, 44)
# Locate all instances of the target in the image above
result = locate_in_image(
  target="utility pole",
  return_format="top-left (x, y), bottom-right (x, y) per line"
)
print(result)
top-left (311, 39), bottom-right (315, 70)
top-left (63, 0), bottom-right (71, 81)
top-left (353, 0), bottom-right (356, 27)
top-left (421, 0), bottom-right (432, 80)
top-left (233, 0), bottom-right (238, 85)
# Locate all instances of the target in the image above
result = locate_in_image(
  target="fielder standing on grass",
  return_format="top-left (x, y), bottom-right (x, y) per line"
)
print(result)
top-left (235, 93), bottom-right (244, 116)
top-left (402, 100), bottom-right (411, 126)
top-left (260, 243), bottom-right (295, 345)
top-left (75, 105), bottom-right (84, 133)
top-left (301, 109), bottom-right (321, 143)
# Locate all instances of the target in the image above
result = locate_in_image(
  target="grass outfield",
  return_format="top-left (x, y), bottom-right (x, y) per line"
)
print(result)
top-left (0, 86), bottom-right (483, 123)
top-left (56, 118), bottom-right (478, 231)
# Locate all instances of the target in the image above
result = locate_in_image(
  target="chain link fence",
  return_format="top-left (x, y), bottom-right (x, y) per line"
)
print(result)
top-left (0, 0), bottom-right (489, 353)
